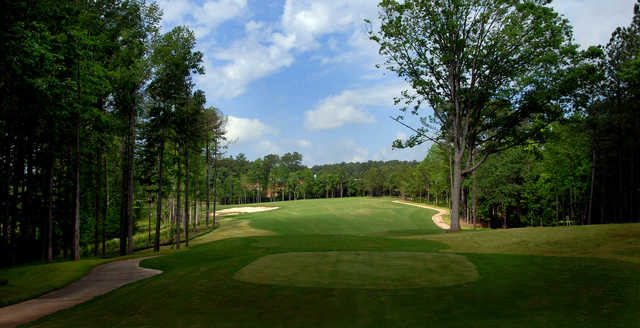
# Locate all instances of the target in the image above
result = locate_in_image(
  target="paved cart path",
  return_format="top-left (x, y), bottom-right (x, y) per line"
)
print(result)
top-left (0, 257), bottom-right (161, 328)
top-left (392, 200), bottom-right (450, 230)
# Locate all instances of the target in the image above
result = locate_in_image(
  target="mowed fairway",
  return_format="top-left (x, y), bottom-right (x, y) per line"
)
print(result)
top-left (26, 198), bottom-right (640, 327)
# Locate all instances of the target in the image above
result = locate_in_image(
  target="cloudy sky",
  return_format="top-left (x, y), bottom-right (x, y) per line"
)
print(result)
top-left (157, 0), bottom-right (636, 166)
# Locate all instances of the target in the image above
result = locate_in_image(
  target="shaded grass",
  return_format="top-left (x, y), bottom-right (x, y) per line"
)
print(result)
top-left (0, 258), bottom-right (110, 307)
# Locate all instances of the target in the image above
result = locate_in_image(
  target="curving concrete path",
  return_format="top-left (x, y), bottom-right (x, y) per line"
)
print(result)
top-left (0, 257), bottom-right (161, 328)
top-left (392, 200), bottom-right (451, 230)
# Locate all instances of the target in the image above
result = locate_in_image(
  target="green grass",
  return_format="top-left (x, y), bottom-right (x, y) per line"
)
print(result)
top-left (234, 251), bottom-right (478, 289)
top-left (6, 197), bottom-right (638, 327)
top-left (415, 223), bottom-right (640, 264)
top-left (246, 197), bottom-right (440, 235)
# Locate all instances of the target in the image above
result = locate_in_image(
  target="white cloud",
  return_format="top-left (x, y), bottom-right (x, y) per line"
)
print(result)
top-left (296, 139), bottom-right (312, 148)
top-left (158, 0), bottom-right (247, 38)
top-left (304, 83), bottom-right (405, 130)
top-left (255, 140), bottom-right (282, 155)
top-left (304, 103), bottom-right (375, 130)
top-left (196, 0), bottom-right (382, 99)
top-left (372, 142), bottom-right (428, 162)
top-left (395, 131), bottom-right (408, 141)
top-left (201, 21), bottom-right (296, 99)
top-left (225, 116), bottom-right (277, 144)
top-left (302, 139), bottom-right (369, 165)
top-left (551, 0), bottom-right (635, 48)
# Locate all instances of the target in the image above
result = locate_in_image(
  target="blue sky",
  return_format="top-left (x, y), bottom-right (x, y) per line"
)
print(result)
top-left (157, 0), bottom-right (635, 166)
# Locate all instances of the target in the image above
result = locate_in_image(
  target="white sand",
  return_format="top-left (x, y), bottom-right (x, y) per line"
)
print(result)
top-left (215, 207), bottom-right (279, 216)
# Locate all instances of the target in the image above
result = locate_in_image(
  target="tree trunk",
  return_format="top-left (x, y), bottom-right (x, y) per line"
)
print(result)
top-left (127, 110), bottom-right (135, 254)
top-left (587, 148), bottom-right (596, 225)
top-left (502, 203), bottom-right (508, 229)
top-left (449, 147), bottom-right (463, 232)
top-left (154, 140), bottom-right (164, 252)
top-left (94, 149), bottom-right (101, 257)
top-left (2, 143), bottom-right (10, 266)
top-left (427, 184), bottom-right (430, 203)
top-left (555, 189), bottom-right (559, 225)
top-left (119, 139), bottom-right (128, 255)
top-left (184, 147), bottom-right (189, 247)
top-left (212, 147), bottom-right (218, 228)
top-left (170, 198), bottom-right (175, 239)
top-left (472, 163), bottom-right (477, 230)
top-left (176, 145), bottom-right (182, 249)
top-left (193, 181), bottom-right (198, 233)
top-left (205, 138), bottom-right (210, 228)
top-left (46, 156), bottom-right (53, 263)
top-left (103, 156), bottom-right (108, 256)
top-left (569, 187), bottom-right (575, 223)
top-left (72, 112), bottom-right (80, 261)
top-left (461, 186), bottom-right (467, 224)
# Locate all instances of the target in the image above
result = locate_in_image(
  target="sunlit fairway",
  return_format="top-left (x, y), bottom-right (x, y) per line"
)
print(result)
top-left (14, 197), bottom-right (640, 327)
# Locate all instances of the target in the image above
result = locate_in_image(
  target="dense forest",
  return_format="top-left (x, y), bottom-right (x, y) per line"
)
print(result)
top-left (0, 0), bottom-right (226, 266)
top-left (1, 0), bottom-right (639, 268)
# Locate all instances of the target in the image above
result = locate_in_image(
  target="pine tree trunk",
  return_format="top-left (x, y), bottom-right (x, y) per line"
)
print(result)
top-left (2, 143), bottom-right (10, 266)
top-left (103, 157), bottom-right (108, 256)
top-left (119, 139), bottom-right (128, 255)
top-left (127, 110), bottom-right (135, 254)
top-left (154, 140), bottom-right (164, 252)
top-left (212, 146), bottom-right (218, 228)
top-left (94, 149), bottom-right (101, 257)
top-left (205, 138), bottom-right (210, 228)
top-left (193, 182), bottom-right (198, 233)
top-left (501, 204), bottom-right (506, 229)
top-left (46, 156), bottom-right (53, 263)
top-left (176, 145), bottom-right (182, 249)
top-left (170, 198), bottom-right (175, 239)
top-left (587, 148), bottom-right (596, 225)
top-left (184, 147), bottom-right (189, 247)
top-left (72, 112), bottom-right (80, 261)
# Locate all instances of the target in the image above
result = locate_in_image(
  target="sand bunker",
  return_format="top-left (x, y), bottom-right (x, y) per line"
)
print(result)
top-left (192, 218), bottom-right (275, 245)
top-left (215, 207), bottom-right (279, 216)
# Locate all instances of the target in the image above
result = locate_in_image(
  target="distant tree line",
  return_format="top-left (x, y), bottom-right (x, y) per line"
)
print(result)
top-left (0, 0), bottom-right (226, 267)
top-left (211, 153), bottom-right (424, 203)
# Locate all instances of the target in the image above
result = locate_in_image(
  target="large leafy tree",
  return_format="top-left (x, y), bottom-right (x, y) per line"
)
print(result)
top-left (370, 0), bottom-right (576, 230)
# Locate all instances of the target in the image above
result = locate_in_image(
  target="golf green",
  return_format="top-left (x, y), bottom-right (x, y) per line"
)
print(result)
top-left (233, 251), bottom-right (478, 289)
